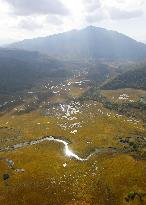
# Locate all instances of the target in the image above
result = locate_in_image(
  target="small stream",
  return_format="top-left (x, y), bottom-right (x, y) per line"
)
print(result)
top-left (0, 136), bottom-right (120, 161)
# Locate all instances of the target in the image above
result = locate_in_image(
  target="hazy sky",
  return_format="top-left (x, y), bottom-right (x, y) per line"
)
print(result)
top-left (0, 0), bottom-right (146, 44)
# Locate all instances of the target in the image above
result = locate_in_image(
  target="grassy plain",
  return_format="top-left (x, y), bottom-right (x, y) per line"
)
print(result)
top-left (0, 78), bottom-right (146, 205)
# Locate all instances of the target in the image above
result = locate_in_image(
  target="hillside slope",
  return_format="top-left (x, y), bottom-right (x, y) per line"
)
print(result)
top-left (0, 49), bottom-right (70, 94)
top-left (101, 65), bottom-right (146, 90)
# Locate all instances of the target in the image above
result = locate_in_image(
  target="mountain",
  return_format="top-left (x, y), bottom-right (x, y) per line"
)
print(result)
top-left (9, 26), bottom-right (146, 60)
top-left (101, 64), bottom-right (146, 90)
top-left (0, 48), bottom-right (71, 94)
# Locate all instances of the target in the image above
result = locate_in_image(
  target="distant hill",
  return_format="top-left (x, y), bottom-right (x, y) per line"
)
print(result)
top-left (9, 26), bottom-right (146, 60)
top-left (101, 65), bottom-right (146, 90)
top-left (85, 62), bottom-right (119, 86)
top-left (0, 48), bottom-right (70, 94)
top-left (0, 48), bottom-right (121, 94)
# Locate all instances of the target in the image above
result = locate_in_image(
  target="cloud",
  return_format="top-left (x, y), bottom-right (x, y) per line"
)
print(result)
top-left (46, 15), bottom-right (63, 25)
top-left (86, 10), bottom-right (106, 23)
top-left (109, 7), bottom-right (143, 20)
top-left (84, 0), bottom-right (144, 23)
top-left (4, 0), bottom-right (69, 16)
top-left (84, 0), bottom-right (107, 23)
top-left (18, 18), bottom-right (43, 30)
top-left (84, 0), bottom-right (101, 12)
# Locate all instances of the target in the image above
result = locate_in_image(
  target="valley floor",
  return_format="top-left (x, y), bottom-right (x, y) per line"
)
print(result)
top-left (0, 74), bottom-right (146, 205)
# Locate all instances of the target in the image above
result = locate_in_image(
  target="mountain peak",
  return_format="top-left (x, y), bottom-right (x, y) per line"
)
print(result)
top-left (82, 26), bottom-right (107, 32)
top-left (85, 25), bottom-right (96, 30)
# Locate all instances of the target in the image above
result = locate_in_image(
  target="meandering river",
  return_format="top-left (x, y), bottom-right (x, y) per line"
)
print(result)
top-left (0, 136), bottom-right (121, 161)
